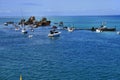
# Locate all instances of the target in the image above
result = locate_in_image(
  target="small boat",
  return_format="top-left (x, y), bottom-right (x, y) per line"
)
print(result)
top-left (31, 29), bottom-right (34, 32)
top-left (21, 28), bottom-right (27, 34)
top-left (21, 22), bottom-right (28, 34)
top-left (68, 27), bottom-right (74, 32)
top-left (4, 21), bottom-right (14, 26)
top-left (96, 29), bottom-right (102, 33)
top-left (117, 31), bottom-right (120, 35)
top-left (59, 21), bottom-right (64, 26)
top-left (28, 34), bottom-right (33, 38)
top-left (48, 30), bottom-right (61, 37)
top-left (4, 22), bottom-right (8, 26)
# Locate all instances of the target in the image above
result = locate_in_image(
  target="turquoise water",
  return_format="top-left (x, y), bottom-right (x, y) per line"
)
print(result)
top-left (0, 16), bottom-right (120, 80)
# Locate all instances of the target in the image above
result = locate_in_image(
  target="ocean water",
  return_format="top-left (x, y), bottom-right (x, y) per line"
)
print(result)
top-left (0, 16), bottom-right (120, 80)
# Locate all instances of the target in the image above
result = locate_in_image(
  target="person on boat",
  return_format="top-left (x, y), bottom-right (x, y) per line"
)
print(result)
top-left (91, 27), bottom-right (95, 31)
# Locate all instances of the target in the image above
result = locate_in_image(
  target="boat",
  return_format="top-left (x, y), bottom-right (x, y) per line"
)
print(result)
top-left (21, 21), bottom-right (28, 34)
top-left (59, 21), bottom-right (64, 26)
top-left (117, 31), bottom-right (120, 35)
top-left (96, 29), bottom-right (102, 33)
top-left (68, 27), bottom-right (74, 32)
top-left (4, 22), bottom-right (8, 26)
top-left (31, 29), bottom-right (34, 32)
top-left (98, 27), bottom-right (116, 31)
top-left (4, 21), bottom-right (14, 26)
top-left (91, 26), bottom-right (116, 32)
top-left (21, 28), bottom-right (27, 34)
top-left (48, 30), bottom-right (61, 37)
top-left (28, 34), bottom-right (33, 38)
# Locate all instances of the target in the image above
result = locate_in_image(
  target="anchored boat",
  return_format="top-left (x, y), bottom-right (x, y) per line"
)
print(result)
top-left (67, 27), bottom-right (74, 32)
top-left (91, 24), bottom-right (116, 32)
top-left (48, 30), bottom-right (61, 37)
top-left (117, 31), bottom-right (120, 35)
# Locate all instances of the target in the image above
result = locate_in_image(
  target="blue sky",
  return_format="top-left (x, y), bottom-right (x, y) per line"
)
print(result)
top-left (0, 0), bottom-right (119, 16)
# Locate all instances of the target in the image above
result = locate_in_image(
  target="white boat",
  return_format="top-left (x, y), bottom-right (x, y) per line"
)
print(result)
top-left (96, 29), bottom-right (102, 33)
top-left (4, 22), bottom-right (8, 26)
top-left (48, 31), bottom-right (61, 37)
top-left (68, 27), bottom-right (74, 32)
top-left (21, 28), bottom-right (27, 34)
top-left (28, 34), bottom-right (33, 38)
top-left (117, 31), bottom-right (120, 35)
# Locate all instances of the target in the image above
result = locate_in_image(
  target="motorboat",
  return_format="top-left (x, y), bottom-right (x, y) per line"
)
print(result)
top-left (48, 30), bottom-right (61, 37)
top-left (28, 34), bottom-right (33, 38)
top-left (68, 27), bottom-right (74, 32)
top-left (117, 31), bottom-right (120, 35)
top-left (4, 21), bottom-right (14, 26)
top-left (4, 22), bottom-right (8, 26)
top-left (21, 28), bottom-right (27, 34)
top-left (96, 29), bottom-right (102, 33)
top-left (21, 22), bottom-right (28, 34)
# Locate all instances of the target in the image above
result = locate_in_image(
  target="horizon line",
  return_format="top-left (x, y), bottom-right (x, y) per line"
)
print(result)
top-left (0, 14), bottom-right (120, 18)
